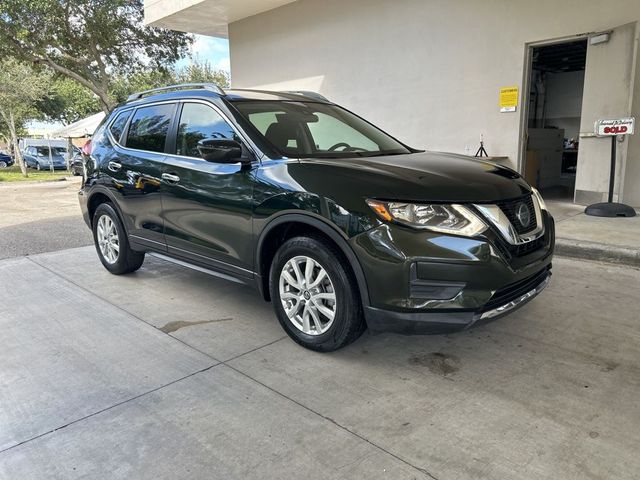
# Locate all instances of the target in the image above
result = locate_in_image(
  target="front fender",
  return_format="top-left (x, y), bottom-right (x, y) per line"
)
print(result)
top-left (254, 210), bottom-right (372, 308)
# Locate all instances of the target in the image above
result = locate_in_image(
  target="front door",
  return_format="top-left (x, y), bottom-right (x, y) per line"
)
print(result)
top-left (161, 101), bottom-right (257, 279)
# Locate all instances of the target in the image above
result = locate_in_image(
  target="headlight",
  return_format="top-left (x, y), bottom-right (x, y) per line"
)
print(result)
top-left (366, 199), bottom-right (487, 237)
top-left (531, 187), bottom-right (547, 211)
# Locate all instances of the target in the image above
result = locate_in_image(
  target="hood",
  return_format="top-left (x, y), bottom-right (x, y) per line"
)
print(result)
top-left (294, 151), bottom-right (531, 203)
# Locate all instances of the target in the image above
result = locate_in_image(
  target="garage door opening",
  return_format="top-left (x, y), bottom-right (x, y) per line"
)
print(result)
top-left (524, 39), bottom-right (587, 202)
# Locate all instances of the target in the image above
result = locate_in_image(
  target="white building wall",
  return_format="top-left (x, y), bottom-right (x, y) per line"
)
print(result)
top-left (229, 0), bottom-right (640, 205)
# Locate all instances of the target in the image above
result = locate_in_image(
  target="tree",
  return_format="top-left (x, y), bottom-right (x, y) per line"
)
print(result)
top-left (0, 59), bottom-right (51, 177)
top-left (38, 76), bottom-right (101, 124)
top-left (175, 60), bottom-right (230, 87)
top-left (0, 0), bottom-right (193, 113)
top-left (109, 60), bottom-right (230, 104)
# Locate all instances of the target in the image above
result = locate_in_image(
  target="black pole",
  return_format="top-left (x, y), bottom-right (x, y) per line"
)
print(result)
top-left (608, 135), bottom-right (616, 203)
top-left (584, 133), bottom-right (636, 217)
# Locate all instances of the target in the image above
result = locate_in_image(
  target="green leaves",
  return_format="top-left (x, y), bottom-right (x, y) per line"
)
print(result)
top-left (0, 0), bottom-right (194, 111)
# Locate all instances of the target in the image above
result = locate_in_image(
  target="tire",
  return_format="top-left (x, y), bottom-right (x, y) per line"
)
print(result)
top-left (92, 203), bottom-right (145, 275)
top-left (269, 236), bottom-right (365, 352)
top-left (0, 161), bottom-right (6, 168)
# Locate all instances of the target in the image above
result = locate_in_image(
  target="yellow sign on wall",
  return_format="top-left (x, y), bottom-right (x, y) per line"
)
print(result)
top-left (499, 86), bottom-right (519, 112)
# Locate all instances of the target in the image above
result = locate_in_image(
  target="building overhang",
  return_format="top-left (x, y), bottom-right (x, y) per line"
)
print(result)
top-left (144, 0), bottom-right (296, 38)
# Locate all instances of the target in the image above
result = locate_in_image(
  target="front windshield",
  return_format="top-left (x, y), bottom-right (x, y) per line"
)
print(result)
top-left (36, 147), bottom-right (66, 156)
top-left (232, 101), bottom-right (411, 158)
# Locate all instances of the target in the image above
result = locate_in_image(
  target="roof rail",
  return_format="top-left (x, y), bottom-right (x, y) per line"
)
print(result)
top-left (281, 90), bottom-right (330, 102)
top-left (126, 83), bottom-right (225, 102)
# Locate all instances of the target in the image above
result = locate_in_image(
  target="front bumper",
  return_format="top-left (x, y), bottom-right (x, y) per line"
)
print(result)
top-left (353, 210), bottom-right (555, 334)
top-left (364, 266), bottom-right (551, 334)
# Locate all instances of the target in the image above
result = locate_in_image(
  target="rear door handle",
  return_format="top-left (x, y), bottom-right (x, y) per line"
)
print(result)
top-left (108, 161), bottom-right (122, 172)
top-left (161, 172), bottom-right (180, 183)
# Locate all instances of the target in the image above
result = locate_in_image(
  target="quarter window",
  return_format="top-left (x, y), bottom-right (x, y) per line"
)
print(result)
top-left (176, 103), bottom-right (239, 158)
top-left (125, 104), bottom-right (175, 153)
top-left (109, 110), bottom-right (132, 143)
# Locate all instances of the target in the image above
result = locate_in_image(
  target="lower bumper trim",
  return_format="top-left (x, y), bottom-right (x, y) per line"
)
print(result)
top-left (364, 272), bottom-right (551, 335)
top-left (476, 274), bottom-right (550, 321)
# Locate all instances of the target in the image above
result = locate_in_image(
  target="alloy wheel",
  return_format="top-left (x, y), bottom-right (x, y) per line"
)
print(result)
top-left (96, 214), bottom-right (120, 264)
top-left (279, 255), bottom-right (337, 335)
top-left (0, 161), bottom-right (6, 168)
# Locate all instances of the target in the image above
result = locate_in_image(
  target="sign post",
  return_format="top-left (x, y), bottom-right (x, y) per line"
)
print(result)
top-left (585, 118), bottom-right (636, 218)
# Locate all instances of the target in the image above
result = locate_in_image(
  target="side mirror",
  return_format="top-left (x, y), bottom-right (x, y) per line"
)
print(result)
top-left (197, 139), bottom-right (243, 163)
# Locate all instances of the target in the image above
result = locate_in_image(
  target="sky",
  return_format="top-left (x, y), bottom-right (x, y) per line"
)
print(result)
top-left (30, 35), bottom-right (231, 133)
top-left (179, 34), bottom-right (230, 72)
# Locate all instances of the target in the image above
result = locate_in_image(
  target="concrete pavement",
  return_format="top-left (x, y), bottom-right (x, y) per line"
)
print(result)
top-left (1, 247), bottom-right (639, 479)
top-left (0, 178), bottom-right (92, 259)
top-left (546, 199), bottom-right (640, 267)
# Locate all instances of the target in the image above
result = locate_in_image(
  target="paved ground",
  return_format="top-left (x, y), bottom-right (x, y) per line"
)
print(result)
top-left (1, 246), bottom-right (639, 479)
top-left (0, 178), bottom-right (92, 259)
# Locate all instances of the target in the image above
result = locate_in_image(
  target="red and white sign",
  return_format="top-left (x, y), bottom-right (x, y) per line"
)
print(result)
top-left (595, 117), bottom-right (635, 136)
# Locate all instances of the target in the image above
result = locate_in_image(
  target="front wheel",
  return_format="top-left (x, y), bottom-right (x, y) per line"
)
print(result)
top-left (269, 236), bottom-right (365, 352)
top-left (92, 203), bottom-right (145, 275)
top-left (36, 163), bottom-right (41, 171)
top-left (0, 161), bottom-right (7, 168)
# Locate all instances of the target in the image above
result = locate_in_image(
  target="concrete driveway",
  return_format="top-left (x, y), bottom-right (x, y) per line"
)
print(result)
top-left (1, 246), bottom-right (639, 479)
top-left (0, 178), bottom-right (92, 259)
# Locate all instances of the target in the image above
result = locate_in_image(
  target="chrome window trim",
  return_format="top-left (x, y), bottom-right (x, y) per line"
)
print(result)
top-left (474, 194), bottom-right (545, 245)
top-left (106, 98), bottom-right (263, 162)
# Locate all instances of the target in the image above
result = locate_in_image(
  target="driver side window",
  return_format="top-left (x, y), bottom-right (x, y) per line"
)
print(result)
top-left (176, 103), bottom-right (239, 158)
top-left (307, 112), bottom-right (379, 151)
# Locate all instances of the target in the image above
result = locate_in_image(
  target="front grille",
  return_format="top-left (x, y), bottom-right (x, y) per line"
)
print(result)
top-left (492, 211), bottom-right (553, 260)
top-left (483, 266), bottom-right (551, 312)
top-left (496, 194), bottom-right (537, 234)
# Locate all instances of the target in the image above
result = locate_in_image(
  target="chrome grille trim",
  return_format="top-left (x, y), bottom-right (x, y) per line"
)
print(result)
top-left (474, 194), bottom-right (545, 245)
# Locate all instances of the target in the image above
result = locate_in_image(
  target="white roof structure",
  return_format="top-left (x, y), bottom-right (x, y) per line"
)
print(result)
top-left (144, 0), bottom-right (295, 37)
top-left (51, 112), bottom-right (105, 138)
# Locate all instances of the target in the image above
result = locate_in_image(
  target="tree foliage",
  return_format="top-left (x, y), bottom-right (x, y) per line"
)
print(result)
top-left (38, 76), bottom-right (100, 124)
top-left (0, 0), bottom-right (193, 112)
top-left (0, 59), bottom-right (51, 176)
top-left (109, 60), bottom-right (230, 104)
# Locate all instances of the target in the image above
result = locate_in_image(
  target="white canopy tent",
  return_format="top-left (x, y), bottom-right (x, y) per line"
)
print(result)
top-left (51, 112), bottom-right (105, 138)
top-left (50, 111), bottom-right (105, 169)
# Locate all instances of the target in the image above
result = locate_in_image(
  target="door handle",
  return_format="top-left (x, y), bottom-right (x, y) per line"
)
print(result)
top-left (161, 172), bottom-right (180, 183)
top-left (108, 161), bottom-right (122, 172)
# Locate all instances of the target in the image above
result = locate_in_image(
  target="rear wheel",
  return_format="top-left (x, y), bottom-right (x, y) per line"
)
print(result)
top-left (269, 236), bottom-right (365, 351)
top-left (92, 203), bottom-right (145, 275)
top-left (36, 162), bottom-right (41, 171)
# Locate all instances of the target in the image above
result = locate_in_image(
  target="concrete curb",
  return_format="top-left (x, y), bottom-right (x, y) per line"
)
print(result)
top-left (555, 237), bottom-right (640, 267)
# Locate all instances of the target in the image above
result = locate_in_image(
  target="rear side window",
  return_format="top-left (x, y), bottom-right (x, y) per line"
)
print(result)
top-left (109, 110), bottom-right (132, 143)
top-left (125, 104), bottom-right (175, 153)
top-left (176, 103), bottom-right (239, 158)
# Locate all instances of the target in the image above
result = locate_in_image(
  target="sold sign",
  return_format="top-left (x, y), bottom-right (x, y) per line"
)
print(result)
top-left (595, 118), bottom-right (635, 136)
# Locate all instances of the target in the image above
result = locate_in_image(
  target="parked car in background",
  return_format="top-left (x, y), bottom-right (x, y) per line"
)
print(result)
top-left (0, 152), bottom-right (14, 168)
top-left (70, 151), bottom-right (85, 176)
top-left (22, 146), bottom-right (68, 170)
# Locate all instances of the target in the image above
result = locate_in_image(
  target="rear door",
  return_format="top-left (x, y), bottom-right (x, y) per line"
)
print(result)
top-left (160, 101), bottom-right (257, 279)
top-left (104, 102), bottom-right (176, 250)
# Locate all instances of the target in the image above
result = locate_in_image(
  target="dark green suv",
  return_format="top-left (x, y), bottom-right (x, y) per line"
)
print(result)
top-left (79, 83), bottom-right (554, 351)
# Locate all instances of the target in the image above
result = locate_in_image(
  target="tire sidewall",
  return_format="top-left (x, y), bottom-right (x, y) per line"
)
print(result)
top-left (269, 237), bottom-right (360, 350)
top-left (92, 203), bottom-right (130, 274)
